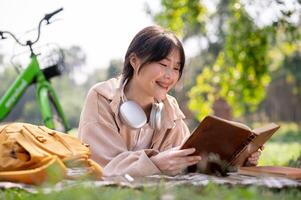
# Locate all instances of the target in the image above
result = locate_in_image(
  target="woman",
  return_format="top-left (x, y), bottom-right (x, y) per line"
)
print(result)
top-left (78, 25), bottom-right (261, 177)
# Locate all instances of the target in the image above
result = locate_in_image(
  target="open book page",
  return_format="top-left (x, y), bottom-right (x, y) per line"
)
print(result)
top-left (206, 115), bottom-right (252, 131)
top-left (250, 123), bottom-right (280, 148)
top-left (227, 120), bottom-right (252, 131)
top-left (252, 123), bottom-right (280, 136)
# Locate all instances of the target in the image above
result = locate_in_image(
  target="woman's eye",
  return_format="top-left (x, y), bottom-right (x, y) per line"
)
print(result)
top-left (174, 67), bottom-right (180, 71)
top-left (159, 63), bottom-right (167, 67)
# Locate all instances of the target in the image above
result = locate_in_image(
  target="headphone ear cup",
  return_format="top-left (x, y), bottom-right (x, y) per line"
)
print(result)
top-left (120, 101), bottom-right (147, 129)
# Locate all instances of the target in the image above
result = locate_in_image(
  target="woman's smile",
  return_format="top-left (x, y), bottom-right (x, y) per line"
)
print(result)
top-left (155, 81), bottom-right (170, 90)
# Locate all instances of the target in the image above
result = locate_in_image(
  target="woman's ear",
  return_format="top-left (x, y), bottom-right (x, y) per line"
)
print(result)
top-left (129, 53), bottom-right (141, 73)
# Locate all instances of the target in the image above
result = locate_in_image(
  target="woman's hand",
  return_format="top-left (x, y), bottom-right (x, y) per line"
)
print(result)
top-left (245, 146), bottom-right (264, 166)
top-left (150, 147), bottom-right (202, 176)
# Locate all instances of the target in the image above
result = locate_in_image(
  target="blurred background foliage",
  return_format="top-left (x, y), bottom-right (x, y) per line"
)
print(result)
top-left (146, 0), bottom-right (301, 128)
top-left (1, 0), bottom-right (301, 132)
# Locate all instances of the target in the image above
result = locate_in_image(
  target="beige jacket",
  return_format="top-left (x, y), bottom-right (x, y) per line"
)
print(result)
top-left (78, 77), bottom-right (190, 177)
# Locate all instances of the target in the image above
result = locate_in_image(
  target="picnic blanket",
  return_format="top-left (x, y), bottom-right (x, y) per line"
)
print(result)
top-left (102, 172), bottom-right (301, 189)
top-left (1, 172), bottom-right (300, 193)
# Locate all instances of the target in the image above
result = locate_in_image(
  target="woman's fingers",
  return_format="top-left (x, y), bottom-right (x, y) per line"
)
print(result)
top-left (248, 160), bottom-right (258, 165)
top-left (152, 148), bottom-right (202, 175)
top-left (246, 158), bottom-right (257, 166)
top-left (247, 150), bottom-right (261, 165)
top-left (251, 151), bottom-right (261, 158)
top-left (248, 156), bottom-right (259, 162)
top-left (171, 148), bottom-right (196, 157)
top-left (244, 149), bottom-right (262, 166)
top-left (169, 156), bottom-right (201, 170)
top-left (174, 155), bottom-right (202, 165)
top-left (248, 150), bottom-right (261, 159)
top-left (169, 158), bottom-right (200, 171)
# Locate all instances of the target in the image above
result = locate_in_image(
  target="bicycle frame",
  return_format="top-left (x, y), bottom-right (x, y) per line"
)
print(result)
top-left (0, 54), bottom-right (70, 131)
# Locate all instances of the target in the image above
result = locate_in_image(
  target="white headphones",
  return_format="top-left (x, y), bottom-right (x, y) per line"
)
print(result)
top-left (119, 79), bottom-right (164, 130)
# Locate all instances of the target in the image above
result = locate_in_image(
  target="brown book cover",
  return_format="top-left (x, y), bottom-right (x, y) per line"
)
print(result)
top-left (180, 115), bottom-right (280, 175)
top-left (238, 166), bottom-right (301, 180)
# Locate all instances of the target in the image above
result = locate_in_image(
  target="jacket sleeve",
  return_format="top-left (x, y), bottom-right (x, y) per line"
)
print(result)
top-left (78, 89), bottom-right (161, 177)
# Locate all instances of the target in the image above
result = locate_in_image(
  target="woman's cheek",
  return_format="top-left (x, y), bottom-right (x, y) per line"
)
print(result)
top-left (156, 67), bottom-right (165, 77)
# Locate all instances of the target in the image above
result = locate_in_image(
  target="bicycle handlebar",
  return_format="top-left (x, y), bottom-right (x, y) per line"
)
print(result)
top-left (0, 8), bottom-right (63, 48)
top-left (44, 8), bottom-right (63, 23)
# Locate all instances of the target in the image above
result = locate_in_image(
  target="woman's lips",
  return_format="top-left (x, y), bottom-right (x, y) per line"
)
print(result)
top-left (156, 81), bottom-right (170, 90)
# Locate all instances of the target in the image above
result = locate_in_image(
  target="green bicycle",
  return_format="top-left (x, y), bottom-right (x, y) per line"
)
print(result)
top-left (0, 8), bottom-right (71, 132)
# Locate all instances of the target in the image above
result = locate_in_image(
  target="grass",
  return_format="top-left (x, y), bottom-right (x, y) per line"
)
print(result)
top-left (1, 182), bottom-right (301, 200)
top-left (259, 143), bottom-right (301, 166)
top-left (1, 122), bottom-right (301, 199)
top-left (258, 122), bottom-right (301, 166)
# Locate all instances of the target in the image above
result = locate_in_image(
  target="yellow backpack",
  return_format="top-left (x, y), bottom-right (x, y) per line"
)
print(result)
top-left (0, 123), bottom-right (103, 185)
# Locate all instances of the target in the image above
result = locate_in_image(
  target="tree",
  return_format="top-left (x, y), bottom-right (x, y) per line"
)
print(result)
top-left (106, 59), bottom-right (123, 80)
top-left (189, 3), bottom-right (272, 119)
top-left (147, 0), bottom-right (207, 39)
top-left (148, 0), bottom-right (301, 121)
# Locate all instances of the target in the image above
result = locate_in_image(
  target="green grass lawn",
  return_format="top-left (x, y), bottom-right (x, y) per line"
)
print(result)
top-left (1, 182), bottom-right (301, 200)
top-left (1, 123), bottom-right (301, 199)
top-left (259, 122), bottom-right (301, 166)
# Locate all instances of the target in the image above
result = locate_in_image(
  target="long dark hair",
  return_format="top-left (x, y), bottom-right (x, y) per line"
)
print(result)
top-left (122, 25), bottom-right (185, 83)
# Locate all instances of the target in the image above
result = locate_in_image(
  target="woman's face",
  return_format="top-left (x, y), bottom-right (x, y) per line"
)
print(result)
top-left (133, 48), bottom-right (181, 101)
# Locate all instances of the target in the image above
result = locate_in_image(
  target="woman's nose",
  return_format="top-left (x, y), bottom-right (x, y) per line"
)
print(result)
top-left (163, 67), bottom-right (177, 79)
top-left (163, 67), bottom-right (172, 79)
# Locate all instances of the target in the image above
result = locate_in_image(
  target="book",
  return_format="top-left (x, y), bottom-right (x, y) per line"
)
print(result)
top-left (238, 166), bottom-right (301, 180)
top-left (180, 115), bottom-right (280, 175)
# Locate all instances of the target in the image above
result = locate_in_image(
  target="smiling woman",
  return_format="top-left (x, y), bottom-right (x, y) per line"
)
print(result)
top-left (77, 25), bottom-right (262, 177)
top-left (77, 25), bottom-right (202, 177)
